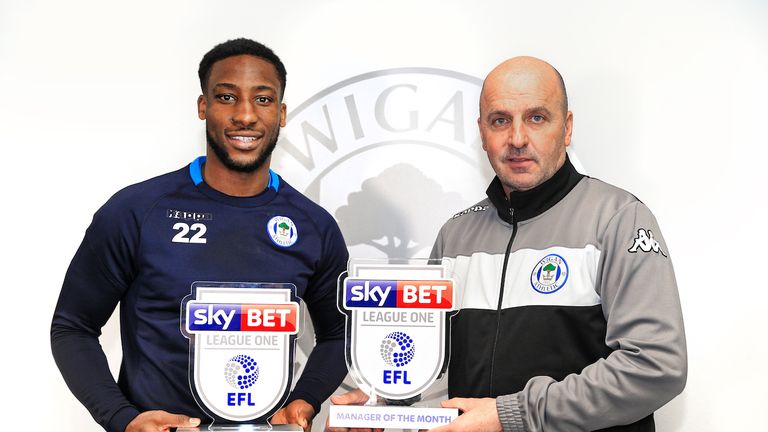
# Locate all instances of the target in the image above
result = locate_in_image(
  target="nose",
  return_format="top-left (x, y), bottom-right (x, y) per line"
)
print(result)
top-left (508, 121), bottom-right (528, 148)
top-left (231, 101), bottom-right (257, 127)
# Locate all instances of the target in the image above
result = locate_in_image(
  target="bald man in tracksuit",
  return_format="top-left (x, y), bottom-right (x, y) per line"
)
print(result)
top-left (430, 57), bottom-right (686, 432)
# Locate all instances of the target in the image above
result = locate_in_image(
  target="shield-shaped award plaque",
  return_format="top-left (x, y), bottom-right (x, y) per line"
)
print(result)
top-left (180, 282), bottom-right (303, 431)
top-left (330, 259), bottom-right (459, 430)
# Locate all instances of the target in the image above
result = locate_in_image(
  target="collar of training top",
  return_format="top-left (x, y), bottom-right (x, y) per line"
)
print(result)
top-left (485, 154), bottom-right (584, 224)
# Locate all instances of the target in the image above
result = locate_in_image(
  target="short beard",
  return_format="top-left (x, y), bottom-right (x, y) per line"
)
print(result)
top-left (206, 129), bottom-right (279, 173)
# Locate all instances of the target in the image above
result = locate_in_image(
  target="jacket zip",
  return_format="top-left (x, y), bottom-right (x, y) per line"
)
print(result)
top-left (489, 207), bottom-right (516, 395)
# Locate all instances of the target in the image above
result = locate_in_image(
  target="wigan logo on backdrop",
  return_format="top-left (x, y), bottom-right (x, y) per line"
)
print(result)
top-left (272, 68), bottom-right (496, 261)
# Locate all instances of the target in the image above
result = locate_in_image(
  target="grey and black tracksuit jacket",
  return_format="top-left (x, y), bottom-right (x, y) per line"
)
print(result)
top-left (430, 157), bottom-right (687, 431)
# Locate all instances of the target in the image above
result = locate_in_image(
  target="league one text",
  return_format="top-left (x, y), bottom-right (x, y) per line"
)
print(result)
top-left (181, 283), bottom-right (303, 430)
top-left (346, 280), bottom-right (451, 386)
top-left (331, 272), bottom-right (459, 430)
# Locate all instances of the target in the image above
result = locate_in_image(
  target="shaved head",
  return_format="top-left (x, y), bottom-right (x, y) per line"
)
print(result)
top-left (481, 56), bottom-right (568, 117)
top-left (477, 56), bottom-right (573, 193)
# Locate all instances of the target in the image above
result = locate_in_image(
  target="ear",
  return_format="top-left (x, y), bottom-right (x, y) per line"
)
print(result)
top-left (478, 116), bottom-right (488, 151)
top-left (279, 102), bottom-right (287, 127)
top-left (563, 111), bottom-right (573, 147)
top-left (197, 95), bottom-right (207, 120)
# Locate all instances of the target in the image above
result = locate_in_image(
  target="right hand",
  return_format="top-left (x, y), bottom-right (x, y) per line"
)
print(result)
top-left (125, 410), bottom-right (201, 432)
top-left (330, 388), bottom-right (371, 406)
top-left (326, 389), bottom-right (382, 432)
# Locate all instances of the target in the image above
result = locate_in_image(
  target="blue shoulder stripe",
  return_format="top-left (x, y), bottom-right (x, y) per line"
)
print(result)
top-left (268, 169), bottom-right (280, 192)
top-left (190, 156), bottom-right (205, 185)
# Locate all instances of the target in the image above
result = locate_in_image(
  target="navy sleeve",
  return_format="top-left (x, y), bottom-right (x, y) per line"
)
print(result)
top-left (51, 195), bottom-right (142, 432)
top-left (284, 218), bottom-right (349, 414)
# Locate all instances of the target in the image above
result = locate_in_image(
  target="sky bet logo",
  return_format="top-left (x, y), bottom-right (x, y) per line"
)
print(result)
top-left (344, 279), bottom-right (453, 309)
top-left (186, 302), bottom-right (299, 334)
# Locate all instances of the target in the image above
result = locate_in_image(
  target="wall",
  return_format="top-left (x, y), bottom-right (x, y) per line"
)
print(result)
top-left (1, 0), bottom-right (766, 430)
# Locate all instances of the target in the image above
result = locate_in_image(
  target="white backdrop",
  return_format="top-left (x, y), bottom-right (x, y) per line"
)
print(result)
top-left (1, 0), bottom-right (766, 430)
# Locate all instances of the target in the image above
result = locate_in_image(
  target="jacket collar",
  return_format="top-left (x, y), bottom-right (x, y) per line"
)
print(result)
top-left (486, 154), bottom-right (584, 224)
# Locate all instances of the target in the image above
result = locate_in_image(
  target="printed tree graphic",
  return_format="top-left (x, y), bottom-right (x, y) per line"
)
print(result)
top-left (336, 163), bottom-right (461, 258)
top-left (278, 222), bottom-right (290, 236)
top-left (542, 263), bottom-right (557, 281)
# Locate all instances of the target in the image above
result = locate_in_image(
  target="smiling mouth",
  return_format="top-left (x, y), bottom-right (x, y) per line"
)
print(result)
top-left (229, 135), bottom-right (260, 142)
top-left (224, 134), bottom-right (265, 152)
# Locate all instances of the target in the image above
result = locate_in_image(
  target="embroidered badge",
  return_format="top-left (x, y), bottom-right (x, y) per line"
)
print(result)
top-left (628, 228), bottom-right (667, 257)
top-left (530, 254), bottom-right (569, 294)
top-left (267, 216), bottom-right (298, 247)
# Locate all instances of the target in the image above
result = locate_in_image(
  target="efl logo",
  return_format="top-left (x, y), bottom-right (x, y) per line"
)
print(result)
top-left (224, 354), bottom-right (259, 407)
top-left (381, 332), bottom-right (415, 385)
top-left (186, 303), bottom-right (299, 334)
top-left (344, 279), bottom-right (453, 309)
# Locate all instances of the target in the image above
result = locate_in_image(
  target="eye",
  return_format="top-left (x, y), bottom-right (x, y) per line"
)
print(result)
top-left (530, 114), bottom-right (545, 123)
top-left (255, 96), bottom-right (273, 105)
top-left (491, 117), bottom-right (509, 127)
top-left (216, 94), bottom-right (236, 103)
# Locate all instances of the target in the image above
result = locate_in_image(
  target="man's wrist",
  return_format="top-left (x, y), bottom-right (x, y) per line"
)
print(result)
top-left (107, 405), bottom-right (141, 432)
top-left (286, 392), bottom-right (320, 415)
top-left (496, 393), bottom-right (524, 432)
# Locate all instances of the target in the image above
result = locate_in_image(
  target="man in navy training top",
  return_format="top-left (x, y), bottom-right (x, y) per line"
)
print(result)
top-left (51, 38), bottom-right (349, 432)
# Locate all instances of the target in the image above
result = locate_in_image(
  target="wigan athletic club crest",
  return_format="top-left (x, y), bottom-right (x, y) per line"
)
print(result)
top-left (181, 282), bottom-right (301, 424)
top-left (530, 254), bottom-right (569, 294)
top-left (267, 216), bottom-right (298, 248)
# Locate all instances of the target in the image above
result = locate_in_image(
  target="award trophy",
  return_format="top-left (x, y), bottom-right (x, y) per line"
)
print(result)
top-left (180, 281), bottom-right (304, 431)
top-left (329, 259), bottom-right (459, 430)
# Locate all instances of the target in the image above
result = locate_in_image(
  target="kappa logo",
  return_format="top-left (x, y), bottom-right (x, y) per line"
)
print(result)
top-left (530, 254), bottom-right (569, 294)
top-left (267, 216), bottom-right (298, 248)
top-left (628, 228), bottom-right (667, 257)
top-left (167, 208), bottom-right (213, 221)
top-left (451, 205), bottom-right (489, 219)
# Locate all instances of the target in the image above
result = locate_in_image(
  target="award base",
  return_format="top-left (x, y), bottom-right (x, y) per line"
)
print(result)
top-left (328, 405), bottom-right (458, 430)
top-left (176, 425), bottom-right (303, 431)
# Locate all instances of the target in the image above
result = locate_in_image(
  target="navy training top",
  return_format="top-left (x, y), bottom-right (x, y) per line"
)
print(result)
top-left (51, 157), bottom-right (349, 432)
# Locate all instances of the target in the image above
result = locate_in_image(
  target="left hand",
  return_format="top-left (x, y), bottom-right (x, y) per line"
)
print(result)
top-left (271, 399), bottom-right (316, 432)
top-left (428, 397), bottom-right (502, 432)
